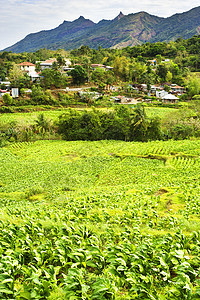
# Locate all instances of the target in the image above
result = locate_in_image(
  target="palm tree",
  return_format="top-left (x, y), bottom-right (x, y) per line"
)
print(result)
top-left (35, 113), bottom-right (52, 138)
top-left (130, 105), bottom-right (148, 141)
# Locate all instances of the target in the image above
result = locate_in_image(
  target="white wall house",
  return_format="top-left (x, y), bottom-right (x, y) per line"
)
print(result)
top-left (40, 58), bottom-right (57, 70)
top-left (19, 62), bottom-right (40, 81)
top-left (170, 84), bottom-right (185, 94)
top-left (19, 62), bottom-right (36, 73)
top-left (40, 58), bottom-right (72, 71)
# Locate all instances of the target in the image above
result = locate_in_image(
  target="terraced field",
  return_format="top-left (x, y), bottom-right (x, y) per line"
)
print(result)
top-left (0, 139), bottom-right (200, 299)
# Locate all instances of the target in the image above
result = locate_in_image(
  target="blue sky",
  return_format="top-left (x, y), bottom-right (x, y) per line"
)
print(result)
top-left (0, 0), bottom-right (199, 50)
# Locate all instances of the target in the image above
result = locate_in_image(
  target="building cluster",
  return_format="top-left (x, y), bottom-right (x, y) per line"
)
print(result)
top-left (132, 83), bottom-right (185, 103)
top-left (0, 57), bottom-right (186, 103)
top-left (0, 58), bottom-right (72, 97)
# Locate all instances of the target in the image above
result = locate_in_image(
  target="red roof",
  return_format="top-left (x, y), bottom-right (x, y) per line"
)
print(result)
top-left (19, 62), bottom-right (35, 66)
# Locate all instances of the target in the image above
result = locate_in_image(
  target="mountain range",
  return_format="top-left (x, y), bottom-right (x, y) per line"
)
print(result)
top-left (3, 6), bottom-right (200, 53)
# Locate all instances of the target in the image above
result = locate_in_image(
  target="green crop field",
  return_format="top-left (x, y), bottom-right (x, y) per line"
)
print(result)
top-left (0, 139), bottom-right (200, 299)
top-left (145, 107), bottom-right (178, 118)
top-left (0, 106), bottom-right (178, 127)
top-left (0, 109), bottom-right (70, 126)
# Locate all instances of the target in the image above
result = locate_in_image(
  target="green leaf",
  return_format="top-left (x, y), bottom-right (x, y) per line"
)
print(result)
top-left (0, 288), bottom-right (13, 294)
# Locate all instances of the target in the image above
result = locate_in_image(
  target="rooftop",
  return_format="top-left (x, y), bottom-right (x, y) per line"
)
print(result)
top-left (19, 62), bottom-right (35, 66)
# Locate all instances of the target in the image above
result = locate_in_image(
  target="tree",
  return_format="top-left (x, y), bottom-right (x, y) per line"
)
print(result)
top-left (40, 68), bottom-right (67, 89)
top-left (164, 84), bottom-right (171, 92)
top-left (156, 64), bottom-right (168, 82)
top-left (34, 113), bottom-right (52, 138)
top-left (31, 86), bottom-right (56, 105)
top-left (113, 56), bottom-right (130, 81)
top-left (70, 65), bottom-right (88, 85)
top-left (166, 71), bottom-right (173, 83)
top-left (186, 75), bottom-right (200, 98)
top-left (130, 105), bottom-right (148, 141)
top-left (9, 63), bottom-right (26, 87)
top-left (91, 67), bottom-right (105, 84)
top-left (129, 61), bottom-right (146, 83)
top-left (56, 55), bottom-right (66, 69)
top-left (156, 54), bottom-right (162, 64)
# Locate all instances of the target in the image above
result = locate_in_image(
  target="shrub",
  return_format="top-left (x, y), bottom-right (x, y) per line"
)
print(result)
top-left (0, 106), bottom-right (14, 113)
top-left (2, 93), bottom-right (13, 105)
top-left (170, 123), bottom-right (193, 140)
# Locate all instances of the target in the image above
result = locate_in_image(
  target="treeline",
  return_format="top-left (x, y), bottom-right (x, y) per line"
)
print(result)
top-left (57, 106), bottom-right (163, 142)
top-left (2, 104), bottom-right (200, 146)
top-left (70, 35), bottom-right (200, 71)
top-left (1, 35), bottom-right (200, 82)
top-left (57, 105), bottom-right (200, 142)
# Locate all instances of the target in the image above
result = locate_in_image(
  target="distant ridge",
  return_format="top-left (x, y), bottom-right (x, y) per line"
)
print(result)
top-left (3, 6), bottom-right (200, 53)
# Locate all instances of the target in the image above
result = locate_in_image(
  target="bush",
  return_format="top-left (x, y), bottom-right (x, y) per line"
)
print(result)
top-left (0, 106), bottom-right (14, 113)
top-left (170, 123), bottom-right (193, 140)
top-left (31, 86), bottom-right (57, 105)
top-left (2, 93), bottom-right (13, 105)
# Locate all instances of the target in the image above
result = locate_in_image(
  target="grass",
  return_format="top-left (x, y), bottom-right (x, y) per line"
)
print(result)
top-left (0, 106), bottom-right (179, 127)
top-left (145, 106), bottom-right (178, 118)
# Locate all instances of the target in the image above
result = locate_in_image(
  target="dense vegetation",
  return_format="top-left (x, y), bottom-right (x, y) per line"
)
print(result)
top-left (0, 139), bottom-right (200, 299)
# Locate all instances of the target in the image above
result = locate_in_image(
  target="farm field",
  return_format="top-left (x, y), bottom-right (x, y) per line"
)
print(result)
top-left (0, 106), bottom-right (178, 127)
top-left (145, 107), bottom-right (179, 118)
top-left (0, 109), bottom-right (73, 126)
top-left (1, 139), bottom-right (200, 299)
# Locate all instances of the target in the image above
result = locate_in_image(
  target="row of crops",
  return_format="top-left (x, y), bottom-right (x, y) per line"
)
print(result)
top-left (0, 139), bottom-right (200, 299)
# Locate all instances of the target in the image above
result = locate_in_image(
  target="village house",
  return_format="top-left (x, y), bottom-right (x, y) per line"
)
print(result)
top-left (39, 58), bottom-right (57, 70)
top-left (109, 85), bottom-right (120, 91)
top-left (91, 64), bottom-right (106, 70)
top-left (19, 62), bottom-right (35, 73)
top-left (162, 93), bottom-right (178, 103)
top-left (150, 84), bottom-right (164, 94)
top-left (62, 59), bottom-right (72, 71)
top-left (147, 59), bottom-right (157, 66)
top-left (19, 62), bottom-right (40, 81)
top-left (170, 84), bottom-right (185, 94)
top-left (156, 90), bottom-right (168, 99)
top-left (39, 58), bottom-right (72, 71)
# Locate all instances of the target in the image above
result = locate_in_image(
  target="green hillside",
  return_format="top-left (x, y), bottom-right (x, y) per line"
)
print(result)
top-left (3, 6), bottom-right (200, 52)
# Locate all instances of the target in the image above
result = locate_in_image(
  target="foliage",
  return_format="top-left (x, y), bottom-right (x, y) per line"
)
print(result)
top-left (31, 86), bottom-right (57, 105)
top-left (40, 68), bottom-right (67, 89)
top-left (57, 106), bottom-right (162, 141)
top-left (0, 139), bottom-right (200, 298)
top-left (2, 93), bottom-right (13, 106)
top-left (186, 75), bottom-right (200, 98)
top-left (70, 65), bottom-right (88, 85)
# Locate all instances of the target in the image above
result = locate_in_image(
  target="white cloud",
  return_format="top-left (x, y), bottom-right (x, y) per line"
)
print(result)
top-left (0, 0), bottom-right (199, 50)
